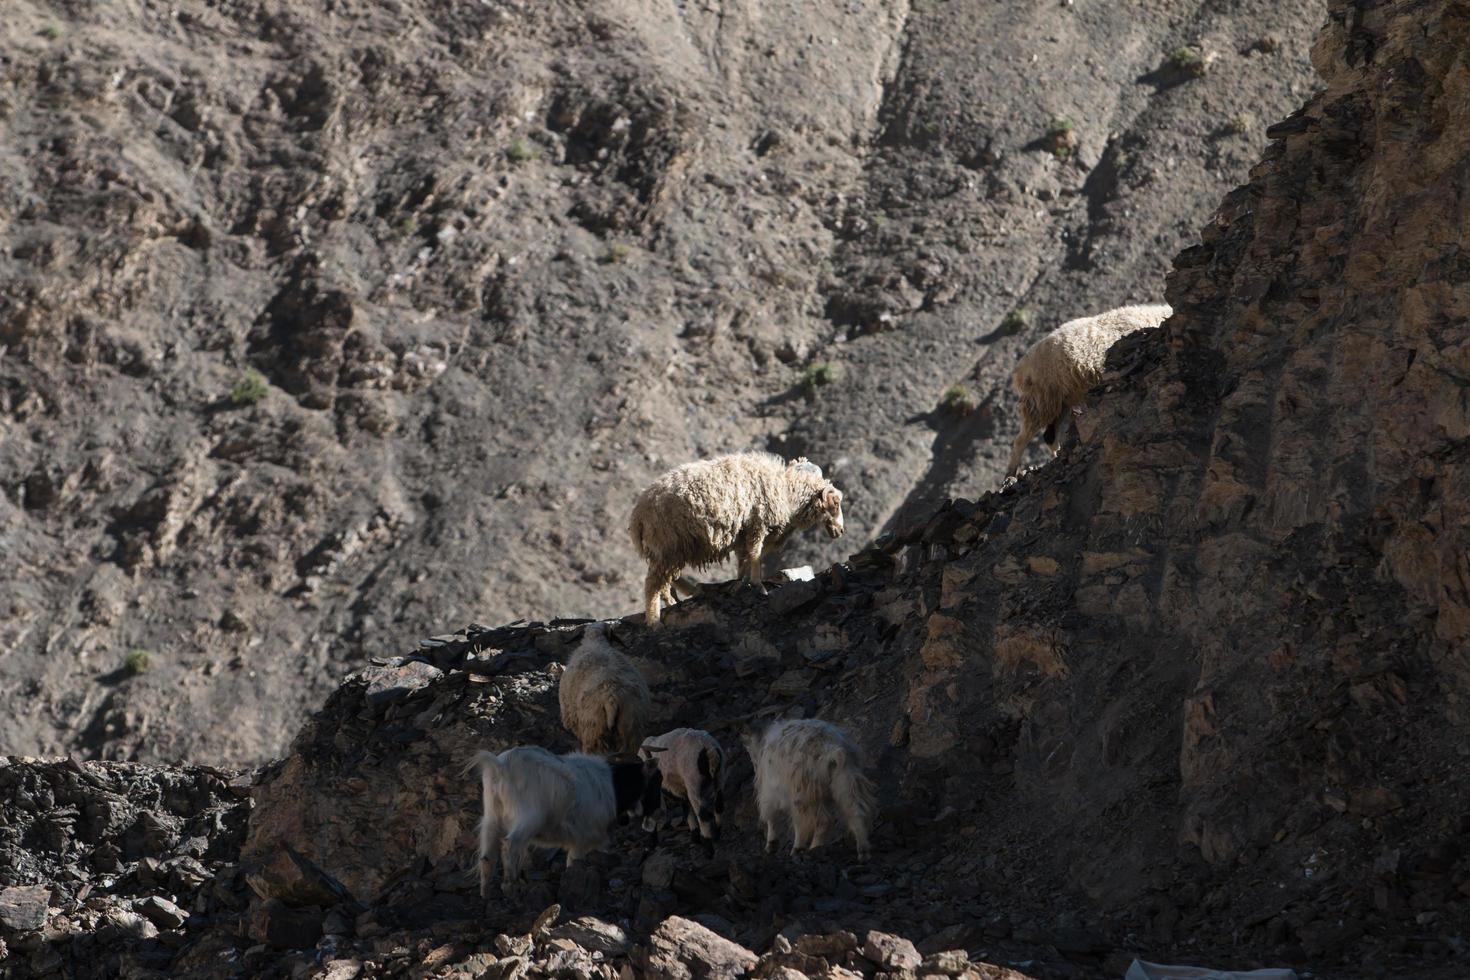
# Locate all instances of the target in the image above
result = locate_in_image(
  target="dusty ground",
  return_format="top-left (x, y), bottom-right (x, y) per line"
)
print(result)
top-left (1, 0), bottom-right (1321, 767)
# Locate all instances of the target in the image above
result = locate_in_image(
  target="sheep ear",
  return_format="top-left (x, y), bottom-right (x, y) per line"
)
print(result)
top-left (821, 486), bottom-right (841, 507)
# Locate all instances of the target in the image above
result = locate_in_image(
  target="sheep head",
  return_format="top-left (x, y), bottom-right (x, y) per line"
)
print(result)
top-left (817, 484), bottom-right (844, 538)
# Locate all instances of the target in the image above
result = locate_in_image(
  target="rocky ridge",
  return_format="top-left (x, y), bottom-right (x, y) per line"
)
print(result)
top-left (1, 0), bottom-right (1322, 767)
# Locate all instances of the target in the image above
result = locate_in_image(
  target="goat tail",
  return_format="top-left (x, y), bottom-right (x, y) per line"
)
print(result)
top-left (831, 753), bottom-right (876, 854)
top-left (465, 750), bottom-right (503, 896)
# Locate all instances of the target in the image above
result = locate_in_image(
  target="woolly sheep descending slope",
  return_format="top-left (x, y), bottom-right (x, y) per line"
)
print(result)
top-left (1005, 303), bottom-right (1172, 477)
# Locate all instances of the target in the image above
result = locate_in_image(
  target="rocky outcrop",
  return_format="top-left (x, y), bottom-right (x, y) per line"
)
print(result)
top-left (0, 757), bottom-right (250, 977)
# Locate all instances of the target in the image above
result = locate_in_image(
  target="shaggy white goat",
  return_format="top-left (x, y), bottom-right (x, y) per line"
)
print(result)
top-left (1005, 303), bottom-right (1172, 477)
top-left (638, 728), bottom-right (727, 843)
top-left (558, 623), bottom-right (651, 755)
top-left (466, 746), bottom-right (662, 897)
top-left (743, 718), bottom-right (875, 860)
top-left (629, 453), bottom-right (844, 627)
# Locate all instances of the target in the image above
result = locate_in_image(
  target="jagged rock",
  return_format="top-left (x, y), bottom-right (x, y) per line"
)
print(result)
top-left (549, 916), bottom-right (631, 956)
top-left (918, 952), bottom-right (968, 976)
top-left (0, 885), bottom-right (49, 932)
top-left (497, 933), bottom-right (534, 957)
top-left (135, 895), bottom-right (188, 929)
top-left (636, 916), bottom-right (758, 980)
top-left (768, 580), bottom-right (823, 616)
top-left (106, 907), bottom-right (160, 940)
top-left (363, 660), bottom-right (445, 707)
top-left (862, 932), bottom-right (921, 972)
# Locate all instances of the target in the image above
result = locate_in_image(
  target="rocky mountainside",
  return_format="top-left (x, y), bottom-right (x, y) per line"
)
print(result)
top-left (3, 0), bottom-right (1468, 974)
top-left (0, 0), bottom-right (1324, 767)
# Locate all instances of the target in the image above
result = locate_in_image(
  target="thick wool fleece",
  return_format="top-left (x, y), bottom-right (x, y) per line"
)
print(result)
top-left (1006, 303), bottom-right (1172, 476)
top-left (558, 625), bottom-right (651, 755)
top-left (628, 452), bottom-right (839, 625)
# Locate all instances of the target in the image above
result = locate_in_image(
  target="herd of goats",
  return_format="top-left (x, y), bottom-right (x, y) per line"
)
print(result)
top-left (468, 301), bottom-right (1173, 897)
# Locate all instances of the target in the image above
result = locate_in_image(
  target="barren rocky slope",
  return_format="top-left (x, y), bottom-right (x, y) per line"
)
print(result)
top-left (3, 0), bottom-right (1468, 975)
top-left (1, 0), bottom-right (1322, 766)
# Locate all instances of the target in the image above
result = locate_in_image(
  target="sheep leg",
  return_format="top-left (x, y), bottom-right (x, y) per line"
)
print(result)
top-left (643, 565), bottom-right (675, 627)
top-left (791, 806), bottom-right (816, 853)
top-left (808, 817), bottom-right (832, 851)
top-left (1044, 411), bottom-right (1068, 457)
top-left (764, 820), bottom-right (779, 853)
top-left (741, 535), bottom-right (767, 595)
top-left (1005, 419), bottom-right (1038, 477)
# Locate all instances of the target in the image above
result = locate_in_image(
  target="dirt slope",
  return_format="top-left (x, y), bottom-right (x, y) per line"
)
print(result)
top-left (1, 0), bottom-right (1320, 766)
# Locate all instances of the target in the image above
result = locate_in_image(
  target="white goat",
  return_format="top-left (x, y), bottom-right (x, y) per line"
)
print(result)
top-left (629, 453), bottom-right (844, 627)
top-left (638, 728), bottom-right (727, 843)
top-left (1005, 303), bottom-right (1172, 476)
top-left (466, 746), bottom-right (663, 897)
top-left (743, 719), bottom-right (875, 860)
top-left (558, 623), bottom-right (652, 755)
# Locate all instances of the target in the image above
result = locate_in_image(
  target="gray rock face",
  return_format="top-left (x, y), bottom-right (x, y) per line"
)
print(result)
top-left (862, 931), bottom-right (922, 972)
top-left (636, 916), bottom-right (758, 980)
top-left (0, 885), bottom-right (49, 932)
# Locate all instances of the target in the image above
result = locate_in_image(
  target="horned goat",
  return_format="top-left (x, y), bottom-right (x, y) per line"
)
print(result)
top-left (743, 718), bottom-right (875, 860)
top-left (629, 452), bottom-right (844, 627)
top-left (638, 728), bottom-right (727, 843)
top-left (466, 746), bottom-right (662, 897)
top-left (1005, 303), bottom-right (1172, 477)
top-left (558, 623), bottom-right (651, 755)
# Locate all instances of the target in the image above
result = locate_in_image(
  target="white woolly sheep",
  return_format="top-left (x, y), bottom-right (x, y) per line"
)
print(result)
top-left (558, 623), bottom-right (651, 755)
top-left (466, 746), bottom-right (663, 897)
top-left (742, 718), bottom-right (875, 860)
top-left (638, 728), bottom-right (727, 843)
top-left (629, 452), bottom-right (845, 627)
top-left (1005, 303), bottom-right (1172, 477)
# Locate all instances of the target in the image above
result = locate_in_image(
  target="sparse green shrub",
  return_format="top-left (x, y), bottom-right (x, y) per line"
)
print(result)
top-left (1227, 113), bottom-right (1253, 136)
top-left (230, 369), bottom-right (268, 406)
top-left (940, 384), bottom-right (976, 416)
top-left (124, 649), bottom-right (152, 675)
top-left (39, 24), bottom-right (61, 40)
top-left (802, 362), bottom-right (838, 393)
top-left (506, 138), bottom-right (538, 164)
top-left (1001, 308), bottom-right (1031, 335)
top-left (601, 243), bottom-right (631, 264)
top-left (1168, 46), bottom-right (1208, 78)
top-left (1044, 117), bottom-right (1077, 160)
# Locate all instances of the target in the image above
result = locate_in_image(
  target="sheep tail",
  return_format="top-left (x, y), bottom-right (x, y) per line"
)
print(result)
top-left (628, 512), bottom-right (649, 559)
